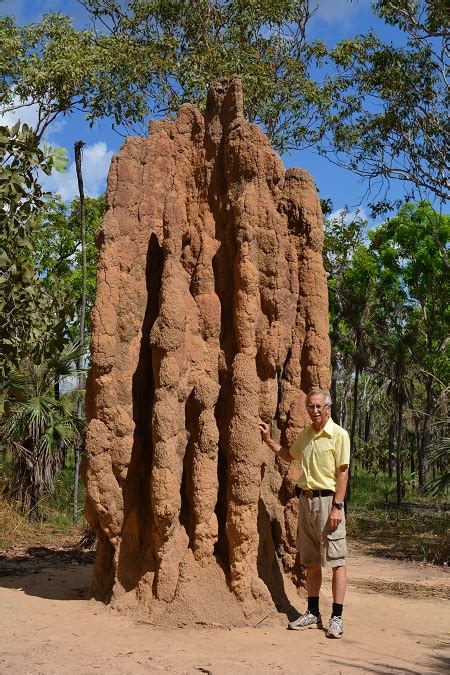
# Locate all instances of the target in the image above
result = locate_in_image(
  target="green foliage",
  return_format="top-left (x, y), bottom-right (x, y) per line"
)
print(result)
top-left (425, 418), bottom-right (449, 500)
top-left (346, 503), bottom-right (448, 565)
top-left (1, 2), bottom-right (446, 205)
top-left (42, 142), bottom-right (68, 173)
top-left (0, 117), bottom-right (103, 377)
top-left (37, 455), bottom-right (87, 527)
top-left (0, 2), bottom-right (339, 151)
top-left (325, 1), bottom-right (448, 206)
top-left (0, 13), bottom-right (118, 137)
top-left (33, 195), bottom-right (104, 339)
top-left (349, 467), bottom-right (413, 507)
top-left (326, 202), bottom-right (448, 496)
top-left (0, 121), bottom-right (102, 525)
top-left (324, 209), bottom-right (367, 364)
top-left (1, 342), bottom-right (85, 521)
top-left (0, 122), bottom-right (71, 378)
top-left (370, 202), bottom-right (449, 383)
top-left (347, 469), bottom-right (448, 564)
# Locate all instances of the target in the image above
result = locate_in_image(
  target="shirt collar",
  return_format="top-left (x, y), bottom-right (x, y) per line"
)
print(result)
top-left (310, 417), bottom-right (334, 438)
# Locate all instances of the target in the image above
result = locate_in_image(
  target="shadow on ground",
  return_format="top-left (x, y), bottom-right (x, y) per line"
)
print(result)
top-left (0, 546), bottom-right (94, 600)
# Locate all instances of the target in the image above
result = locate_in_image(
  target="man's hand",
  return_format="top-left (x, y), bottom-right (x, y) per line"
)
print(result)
top-left (258, 421), bottom-right (293, 462)
top-left (258, 421), bottom-right (271, 444)
top-left (327, 506), bottom-right (343, 530)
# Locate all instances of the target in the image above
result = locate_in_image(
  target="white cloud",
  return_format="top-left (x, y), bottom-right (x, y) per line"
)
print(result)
top-left (41, 142), bottom-right (114, 201)
top-left (1, 96), bottom-right (113, 201)
top-left (0, 99), bottom-right (40, 130)
top-left (0, 94), bottom-right (66, 138)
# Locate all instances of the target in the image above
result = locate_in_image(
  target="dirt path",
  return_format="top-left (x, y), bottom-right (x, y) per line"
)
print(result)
top-left (0, 544), bottom-right (448, 674)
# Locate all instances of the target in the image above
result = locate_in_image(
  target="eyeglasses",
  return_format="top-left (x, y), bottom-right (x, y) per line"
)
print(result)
top-left (306, 404), bottom-right (328, 411)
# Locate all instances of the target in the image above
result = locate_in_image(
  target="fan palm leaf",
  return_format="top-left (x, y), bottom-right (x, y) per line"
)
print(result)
top-left (1, 344), bottom-right (84, 520)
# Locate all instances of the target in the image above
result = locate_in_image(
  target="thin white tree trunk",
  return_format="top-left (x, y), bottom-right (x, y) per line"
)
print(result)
top-left (73, 140), bottom-right (86, 524)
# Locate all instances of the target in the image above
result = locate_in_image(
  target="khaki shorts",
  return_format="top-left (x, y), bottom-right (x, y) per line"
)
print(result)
top-left (296, 494), bottom-right (347, 568)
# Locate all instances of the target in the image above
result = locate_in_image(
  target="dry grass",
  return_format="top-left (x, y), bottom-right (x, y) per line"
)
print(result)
top-left (0, 497), bottom-right (82, 552)
top-left (346, 506), bottom-right (449, 565)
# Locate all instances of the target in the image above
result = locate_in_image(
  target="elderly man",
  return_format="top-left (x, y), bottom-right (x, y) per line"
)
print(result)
top-left (259, 387), bottom-right (350, 639)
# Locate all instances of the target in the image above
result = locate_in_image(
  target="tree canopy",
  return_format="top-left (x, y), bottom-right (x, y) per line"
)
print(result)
top-left (1, 1), bottom-right (448, 517)
top-left (322, 0), bottom-right (449, 209)
top-left (324, 201), bottom-right (449, 494)
top-left (0, 122), bottom-right (66, 377)
top-left (1, 1), bottom-right (447, 206)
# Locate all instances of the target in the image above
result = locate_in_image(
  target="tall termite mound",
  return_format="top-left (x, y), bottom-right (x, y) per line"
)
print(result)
top-left (85, 77), bottom-right (330, 625)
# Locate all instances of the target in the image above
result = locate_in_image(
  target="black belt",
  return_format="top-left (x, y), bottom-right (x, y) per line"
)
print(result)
top-left (299, 489), bottom-right (334, 498)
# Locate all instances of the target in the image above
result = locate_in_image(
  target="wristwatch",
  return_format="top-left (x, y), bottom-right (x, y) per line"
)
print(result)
top-left (332, 501), bottom-right (344, 510)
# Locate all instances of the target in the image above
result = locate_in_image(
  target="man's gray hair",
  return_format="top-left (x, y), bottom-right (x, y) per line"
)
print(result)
top-left (306, 387), bottom-right (332, 406)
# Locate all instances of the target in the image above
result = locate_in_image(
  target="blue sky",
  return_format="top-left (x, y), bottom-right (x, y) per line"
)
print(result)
top-left (1, 0), bottom-right (409, 223)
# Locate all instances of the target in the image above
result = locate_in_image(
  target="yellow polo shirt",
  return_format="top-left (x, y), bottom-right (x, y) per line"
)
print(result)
top-left (289, 418), bottom-right (350, 491)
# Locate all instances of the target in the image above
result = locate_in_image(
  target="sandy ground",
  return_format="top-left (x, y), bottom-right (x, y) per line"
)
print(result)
top-left (0, 544), bottom-right (449, 674)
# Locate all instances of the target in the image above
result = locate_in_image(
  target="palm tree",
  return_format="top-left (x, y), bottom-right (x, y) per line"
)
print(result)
top-left (379, 319), bottom-right (417, 506)
top-left (1, 341), bottom-right (85, 521)
top-left (425, 414), bottom-right (449, 501)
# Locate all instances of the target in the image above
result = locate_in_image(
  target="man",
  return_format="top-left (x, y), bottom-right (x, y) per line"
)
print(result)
top-left (258, 387), bottom-right (349, 639)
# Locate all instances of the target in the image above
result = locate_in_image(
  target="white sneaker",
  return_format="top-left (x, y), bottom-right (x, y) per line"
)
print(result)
top-left (288, 611), bottom-right (323, 630)
top-left (326, 615), bottom-right (344, 639)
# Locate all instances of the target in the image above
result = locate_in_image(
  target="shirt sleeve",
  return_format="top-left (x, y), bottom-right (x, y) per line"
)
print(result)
top-left (334, 428), bottom-right (350, 468)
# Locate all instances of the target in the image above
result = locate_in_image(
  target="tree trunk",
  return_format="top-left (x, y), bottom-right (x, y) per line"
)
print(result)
top-left (396, 394), bottom-right (403, 507)
top-left (339, 384), bottom-right (347, 428)
top-left (364, 407), bottom-right (371, 443)
top-left (347, 359), bottom-right (360, 504)
top-left (388, 418), bottom-right (395, 479)
top-left (330, 319), bottom-right (339, 423)
top-left (410, 443), bottom-right (415, 474)
top-left (73, 140), bottom-right (87, 525)
top-left (358, 412), bottom-right (364, 454)
top-left (412, 416), bottom-right (421, 477)
top-left (419, 375), bottom-right (433, 491)
top-left (29, 478), bottom-right (39, 523)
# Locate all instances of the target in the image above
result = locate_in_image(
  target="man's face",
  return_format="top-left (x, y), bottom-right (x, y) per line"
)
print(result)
top-left (306, 394), bottom-right (330, 430)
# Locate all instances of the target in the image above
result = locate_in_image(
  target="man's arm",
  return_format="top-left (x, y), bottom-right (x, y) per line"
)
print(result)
top-left (258, 421), bottom-right (294, 463)
top-left (328, 464), bottom-right (349, 529)
top-left (334, 464), bottom-right (349, 504)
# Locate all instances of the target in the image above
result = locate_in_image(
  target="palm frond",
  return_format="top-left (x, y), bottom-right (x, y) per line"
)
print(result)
top-left (425, 421), bottom-right (449, 499)
top-left (425, 472), bottom-right (449, 500)
top-left (47, 340), bottom-right (88, 379)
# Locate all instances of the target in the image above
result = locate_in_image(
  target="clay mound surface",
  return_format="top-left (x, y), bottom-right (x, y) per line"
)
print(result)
top-left (85, 77), bottom-right (330, 625)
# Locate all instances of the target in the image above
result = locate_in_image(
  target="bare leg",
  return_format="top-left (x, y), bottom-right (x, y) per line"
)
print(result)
top-left (331, 564), bottom-right (347, 604)
top-left (306, 563), bottom-right (322, 597)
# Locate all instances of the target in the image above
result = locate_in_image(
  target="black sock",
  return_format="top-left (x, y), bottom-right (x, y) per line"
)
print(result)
top-left (332, 603), bottom-right (343, 618)
top-left (307, 596), bottom-right (320, 616)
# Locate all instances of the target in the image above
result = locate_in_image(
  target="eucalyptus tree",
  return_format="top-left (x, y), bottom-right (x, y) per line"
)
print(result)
top-left (331, 243), bottom-right (380, 501)
top-left (321, 0), bottom-right (449, 209)
top-left (2, 2), bottom-right (447, 208)
top-left (0, 122), bottom-right (69, 379)
top-left (425, 417), bottom-right (449, 500)
top-left (369, 202), bottom-right (449, 489)
top-left (32, 195), bottom-right (104, 340)
top-left (323, 208), bottom-right (366, 422)
top-left (82, 0), bottom-right (450, 206)
top-left (1, 1), bottom-right (341, 151)
top-left (32, 192), bottom-right (105, 521)
top-left (379, 321), bottom-right (417, 504)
